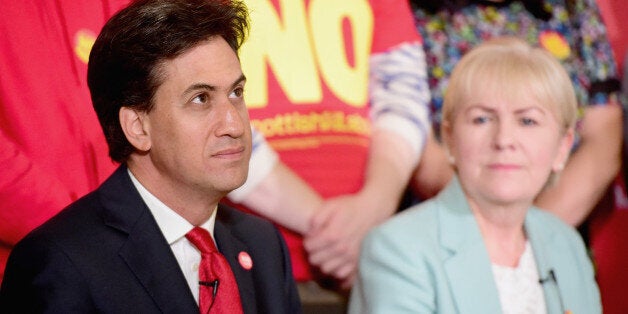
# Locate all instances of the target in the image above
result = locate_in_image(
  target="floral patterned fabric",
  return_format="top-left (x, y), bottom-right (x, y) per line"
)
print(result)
top-left (413, 0), bottom-right (620, 133)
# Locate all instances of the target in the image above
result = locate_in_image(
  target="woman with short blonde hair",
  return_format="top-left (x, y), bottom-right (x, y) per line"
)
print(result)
top-left (349, 37), bottom-right (600, 313)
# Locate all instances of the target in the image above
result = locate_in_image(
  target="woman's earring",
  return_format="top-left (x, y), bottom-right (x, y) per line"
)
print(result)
top-left (448, 154), bottom-right (455, 165)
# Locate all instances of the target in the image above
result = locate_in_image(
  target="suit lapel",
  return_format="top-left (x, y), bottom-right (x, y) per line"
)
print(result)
top-left (438, 178), bottom-right (503, 314)
top-left (99, 166), bottom-right (198, 313)
top-left (525, 211), bottom-right (565, 314)
top-left (214, 209), bottom-right (256, 314)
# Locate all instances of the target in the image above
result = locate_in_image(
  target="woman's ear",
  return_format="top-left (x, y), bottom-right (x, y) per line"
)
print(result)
top-left (441, 121), bottom-right (455, 165)
top-left (552, 128), bottom-right (575, 172)
top-left (119, 107), bottom-right (151, 152)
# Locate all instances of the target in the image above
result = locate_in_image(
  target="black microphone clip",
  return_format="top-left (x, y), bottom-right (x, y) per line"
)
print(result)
top-left (538, 269), bottom-right (557, 285)
top-left (199, 279), bottom-right (220, 298)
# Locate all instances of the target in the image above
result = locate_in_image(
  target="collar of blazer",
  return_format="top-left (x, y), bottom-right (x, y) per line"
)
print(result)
top-left (98, 165), bottom-right (199, 312)
top-left (435, 177), bottom-right (565, 313)
top-left (214, 207), bottom-right (257, 313)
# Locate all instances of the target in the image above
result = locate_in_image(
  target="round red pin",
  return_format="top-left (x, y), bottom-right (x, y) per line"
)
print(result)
top-left (238, 251), bottom-right (253, 270)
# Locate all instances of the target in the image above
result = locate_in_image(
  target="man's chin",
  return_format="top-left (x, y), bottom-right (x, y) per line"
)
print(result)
top-left (218, 173), bottom-right (248, 194)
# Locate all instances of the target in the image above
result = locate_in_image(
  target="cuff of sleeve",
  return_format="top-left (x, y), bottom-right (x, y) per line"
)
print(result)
top-left (373, 113), bottom-right (427, 166)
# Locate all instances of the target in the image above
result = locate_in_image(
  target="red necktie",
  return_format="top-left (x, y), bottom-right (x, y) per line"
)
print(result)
top-left (186, 227), bottom-right (244, 314)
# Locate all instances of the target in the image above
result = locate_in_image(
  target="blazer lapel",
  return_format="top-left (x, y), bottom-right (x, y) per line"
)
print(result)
top-left (438, 178), bottom-right (503, 314)
top-left (214, 209), bottom-right (256, 314)
top-left (99, 166), bottom-right (198, 313)
top-left (526, 212), bottom-right (565, 314)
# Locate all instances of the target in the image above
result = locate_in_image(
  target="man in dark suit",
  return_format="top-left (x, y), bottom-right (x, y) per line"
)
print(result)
top-left (0, 0), bottom-right (301, 313)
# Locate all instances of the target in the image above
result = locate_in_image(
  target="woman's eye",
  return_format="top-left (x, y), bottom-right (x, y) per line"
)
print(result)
top-left (472, 116), bottom-right (490, 124)
top-left (520, 117), bottom-right (537, 126)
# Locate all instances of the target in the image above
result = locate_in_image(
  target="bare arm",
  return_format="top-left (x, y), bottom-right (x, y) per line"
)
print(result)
top-left (238, 162), bottom-right (322, 234)
top-left (227, 129), bottom-right (322, 234)
top-left (302, 130), bottom-right (454, 288)
top-left (410, 132), bottom-right (454, 200)
top-left (303, 40), bottom-right (434, 287)
top-left (304, 129), bottom-right (417, 288)
top-left (535, 103), bottom-right (623, 226)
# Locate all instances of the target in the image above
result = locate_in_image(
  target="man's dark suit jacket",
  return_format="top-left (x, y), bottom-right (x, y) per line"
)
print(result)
top-left (0, 165), bottom-right (301, 313)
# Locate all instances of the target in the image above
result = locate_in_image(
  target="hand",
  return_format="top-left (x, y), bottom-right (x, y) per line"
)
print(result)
top-left (303, 130), bottom-right (419, 289)
top-left (304, 192), bottom-right (393, 289)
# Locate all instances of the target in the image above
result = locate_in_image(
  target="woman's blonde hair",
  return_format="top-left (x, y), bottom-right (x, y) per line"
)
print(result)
top-left (441, 37), bottom-right (578, 136)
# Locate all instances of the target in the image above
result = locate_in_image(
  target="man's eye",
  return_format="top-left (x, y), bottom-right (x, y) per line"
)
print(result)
top-left (230, 87), bottom-right (244, 98)
top-left (192, 93), bottom-right (208, 104)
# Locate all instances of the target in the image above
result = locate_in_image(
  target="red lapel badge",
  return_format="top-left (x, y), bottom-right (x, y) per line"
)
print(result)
top-left (238, 251), bottom-right (253, 270)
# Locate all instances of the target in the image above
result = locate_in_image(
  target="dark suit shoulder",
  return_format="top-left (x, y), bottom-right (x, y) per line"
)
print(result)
top-left (21, 190), bottom-right (106, 244)
top-left (21, 165), bottom-right (144, 249)
top-left (0, 191), bottom-right (104, 312)
top-left (2, 167), bottom-right (197, 313)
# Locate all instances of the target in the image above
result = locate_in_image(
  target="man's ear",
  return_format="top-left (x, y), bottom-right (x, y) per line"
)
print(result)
top-left (119, 107), bottom-right (151, 152)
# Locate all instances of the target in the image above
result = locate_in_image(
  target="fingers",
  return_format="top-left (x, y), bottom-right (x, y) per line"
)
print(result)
top-left (340, 271), bottom-right (356, 290)
top-left (305, 215), bottom-right (360, 282)
top-left (305, 194), bottom-right (372, 286)
top-left (309, 243), bottom-right (358, 284)
top-left (307, 200), bottom-right (340, 236)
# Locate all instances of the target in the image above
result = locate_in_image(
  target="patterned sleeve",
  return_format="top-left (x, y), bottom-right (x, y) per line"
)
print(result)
top-left (369, 42), bottom-right (431, 160)
top-left (573, 0), bottom-right (621, 105)
top-left (367, 0), bottom-right (430, 163)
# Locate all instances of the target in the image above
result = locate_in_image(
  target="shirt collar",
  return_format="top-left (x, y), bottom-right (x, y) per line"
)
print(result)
top-left (127, 169), bottom-right (217, 244)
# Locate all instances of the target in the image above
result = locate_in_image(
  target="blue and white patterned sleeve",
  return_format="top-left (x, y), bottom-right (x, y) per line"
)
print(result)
top-left (369, 41), bottom-right (431, 165)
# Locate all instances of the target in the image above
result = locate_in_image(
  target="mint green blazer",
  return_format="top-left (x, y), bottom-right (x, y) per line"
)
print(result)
top-left (349, 177), bottom-right (601, 314)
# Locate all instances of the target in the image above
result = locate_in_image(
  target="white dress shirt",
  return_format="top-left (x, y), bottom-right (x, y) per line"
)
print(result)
top-left (128, 169), bottom-right (217, 304)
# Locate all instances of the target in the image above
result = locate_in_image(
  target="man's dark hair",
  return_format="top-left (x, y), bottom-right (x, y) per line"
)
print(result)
top-left (88, 0), bottom-right (249, 163)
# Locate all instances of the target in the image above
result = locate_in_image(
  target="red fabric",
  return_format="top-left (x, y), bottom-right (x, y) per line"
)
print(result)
top-left (186, 227), bottom-right (243, 314)
top-left (591, 2), bottom-right (628, 312)
top-left (0, 0), bottom-right (129, 283)
top-left (589, 174), bottom-right (628, 314)
top-left (240, 0), bottom-right (421, 281)
top-left (597, 0), bottom-right (628, 72)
